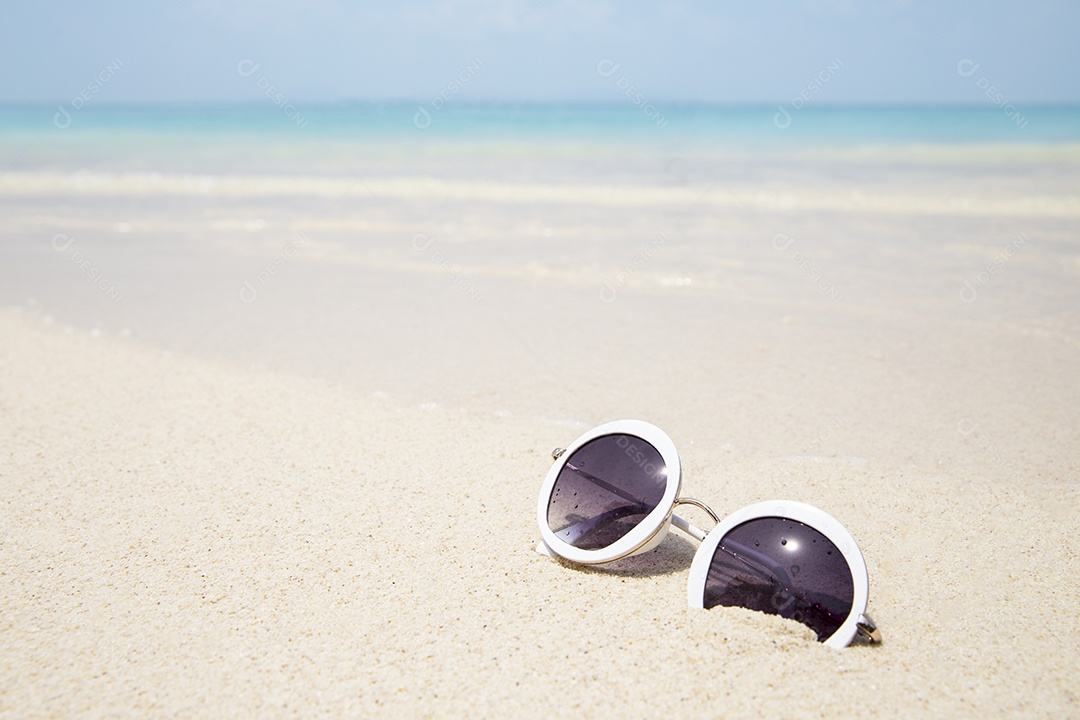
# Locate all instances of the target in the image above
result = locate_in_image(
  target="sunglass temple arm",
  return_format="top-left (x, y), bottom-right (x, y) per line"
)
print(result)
top-left (670, 514), bottom-right (708, 541)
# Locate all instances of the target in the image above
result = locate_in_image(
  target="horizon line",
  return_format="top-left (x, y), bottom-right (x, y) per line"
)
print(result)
top-left (2, 100), bottom-right (1079, 110)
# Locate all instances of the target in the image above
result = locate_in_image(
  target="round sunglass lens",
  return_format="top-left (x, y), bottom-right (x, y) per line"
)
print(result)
top-left (703, 517), bottom-right (854, 642)
top-left (546, 434), bottom-right (668, 550)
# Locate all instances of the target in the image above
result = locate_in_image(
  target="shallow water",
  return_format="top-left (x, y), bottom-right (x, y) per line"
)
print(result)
top-left (2, 104), bottom-right (1078, 475)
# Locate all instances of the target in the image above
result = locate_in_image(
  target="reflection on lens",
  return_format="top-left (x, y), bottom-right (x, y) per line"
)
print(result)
top-left (703, 517), bottom-right (853, 642)
top-left (546, 434), bottom-right (667, 550)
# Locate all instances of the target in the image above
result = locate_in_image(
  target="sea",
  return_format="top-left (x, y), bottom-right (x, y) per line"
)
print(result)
top-left (2, 103), bottom-right (1079, 175)
top-left (1, 102), bottom-right (1077, 439)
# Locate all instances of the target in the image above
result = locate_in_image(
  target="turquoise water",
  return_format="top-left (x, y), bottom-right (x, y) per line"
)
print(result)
top-left (1, 103), bottom-right (1078, 146)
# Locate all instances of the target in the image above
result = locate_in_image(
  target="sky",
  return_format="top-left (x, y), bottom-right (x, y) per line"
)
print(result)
top-left (1, 0), bottom-right (1077, 106)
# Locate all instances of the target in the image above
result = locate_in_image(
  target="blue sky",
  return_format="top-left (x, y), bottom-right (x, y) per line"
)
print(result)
top-left (1, 1), bottom-right (1077, 105)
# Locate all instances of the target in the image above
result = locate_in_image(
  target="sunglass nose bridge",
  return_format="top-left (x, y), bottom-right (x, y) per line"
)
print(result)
top-left (674, 497), bottom-right (720, 524)
top-left (671, 497), bottom-right (721, 542)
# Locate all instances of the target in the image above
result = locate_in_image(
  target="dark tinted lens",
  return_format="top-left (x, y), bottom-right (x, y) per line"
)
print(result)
top-left (546, 434), bottom-right (668, 550)
top-left (703, 517), bottom-right (853, 642)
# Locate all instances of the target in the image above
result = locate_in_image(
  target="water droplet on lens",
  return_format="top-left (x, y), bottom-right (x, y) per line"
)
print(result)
top-left (781, 539), bottom-right (787, 546)
top-left (791, 564), bottom-right (800, 576)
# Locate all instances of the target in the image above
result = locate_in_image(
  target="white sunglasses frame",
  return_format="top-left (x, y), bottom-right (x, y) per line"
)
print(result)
top-left (686, 500), bottom-right (871, 649)
top-left (535, 419), bottom-right (879, 648)
top-left (536, 419), bottom-right (692, 566)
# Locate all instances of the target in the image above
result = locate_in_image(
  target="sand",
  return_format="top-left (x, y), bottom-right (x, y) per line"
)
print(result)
top-left (1, 135), bottom-right (1078, 717)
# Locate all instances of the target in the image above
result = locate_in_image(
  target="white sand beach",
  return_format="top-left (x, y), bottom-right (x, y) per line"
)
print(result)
top-left (1, 131), bottom-right (1078, 717)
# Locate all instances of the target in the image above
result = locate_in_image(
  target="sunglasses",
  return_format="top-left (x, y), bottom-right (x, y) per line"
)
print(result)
top-left (535, 419), bottom-right (880, 648)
